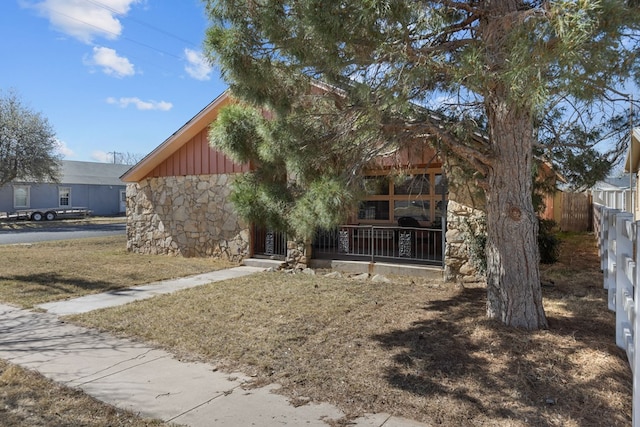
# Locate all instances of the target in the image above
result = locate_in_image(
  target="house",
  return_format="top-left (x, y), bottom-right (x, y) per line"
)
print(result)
top-left (121, 90), bottom-right (451, 266)
top-left (591, 174), bottom-right (635, 214)
top-left (0, 160), bottom-right (130, 218)
top-left (121, 92), bottom-right (252, 259)
top-left (624, 127), bottom-right (640, 219)
top-left (122, 89), bottom-right (561, 281)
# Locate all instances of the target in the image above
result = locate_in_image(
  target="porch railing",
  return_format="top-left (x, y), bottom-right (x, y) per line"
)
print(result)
top-left (253, 224), bottom-right (445, 266)
top-left (252, 227), bottom-right (288, 259)
top-left (313, 225), bottom-right (444, 266)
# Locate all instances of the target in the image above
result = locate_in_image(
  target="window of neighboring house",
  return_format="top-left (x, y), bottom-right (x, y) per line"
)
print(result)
top-left (358, 168), bottom-right (447, 225)
top-left (13, 185), bottom-right (30, 208)
top-left (59, 187), bottom-right (71, 207)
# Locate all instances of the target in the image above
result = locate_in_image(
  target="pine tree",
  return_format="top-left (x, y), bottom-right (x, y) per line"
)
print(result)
top-left (203, 0), bottom-right (640, 329)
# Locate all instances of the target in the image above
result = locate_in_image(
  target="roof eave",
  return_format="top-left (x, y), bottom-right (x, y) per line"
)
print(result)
top-left (120, 90), bottom-right (233, 182)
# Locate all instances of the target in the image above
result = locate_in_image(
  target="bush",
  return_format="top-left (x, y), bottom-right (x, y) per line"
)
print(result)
top-left (462, 216), bottom-right (559, 275)
top-left (538, 218), bottom-right (560, 264)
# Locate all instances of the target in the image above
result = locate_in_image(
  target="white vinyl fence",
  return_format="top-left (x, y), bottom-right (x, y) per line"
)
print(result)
top-left (594, 204), bottom-right (640, 426)
top-left (592, 188), bottom-right (635, 213)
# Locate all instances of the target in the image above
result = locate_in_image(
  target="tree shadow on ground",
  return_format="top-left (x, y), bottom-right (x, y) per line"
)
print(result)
top-left (371, 284), bottom-right (631, 426)
top-left (0, 272), bottom-right (122, 306)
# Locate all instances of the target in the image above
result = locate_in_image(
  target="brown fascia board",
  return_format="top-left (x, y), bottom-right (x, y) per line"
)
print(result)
top-left (120, 90), bottom-right (234, 182)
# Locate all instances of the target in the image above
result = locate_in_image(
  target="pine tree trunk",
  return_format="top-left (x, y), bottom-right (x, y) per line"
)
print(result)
top-left (484, 99), bottom-right (548, 329)
top-left (478, 0), bottom-right (548, 329)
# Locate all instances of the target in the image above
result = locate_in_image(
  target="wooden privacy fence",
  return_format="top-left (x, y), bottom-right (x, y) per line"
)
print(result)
top-left (558, 192), bottom-right (592, 232)
top-left (594, 204), bottom-right (640, 426)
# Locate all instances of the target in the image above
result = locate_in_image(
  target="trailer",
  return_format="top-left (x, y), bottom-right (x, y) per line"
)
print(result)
top-left (0, 207), bottom-right (92, 222)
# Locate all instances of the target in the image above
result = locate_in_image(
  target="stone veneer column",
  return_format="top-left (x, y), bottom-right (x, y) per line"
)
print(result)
top-left (126, 174), bottom-right (249, 261)
top-left (445, 200), bottom-right (487, 284)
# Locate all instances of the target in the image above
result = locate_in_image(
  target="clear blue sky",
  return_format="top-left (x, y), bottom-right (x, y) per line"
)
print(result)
top-left (1, 0), bottom-right (228, 162)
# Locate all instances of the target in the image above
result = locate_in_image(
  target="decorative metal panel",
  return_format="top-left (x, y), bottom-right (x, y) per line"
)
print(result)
top-left (338, 230), bottom-right (350, 253)
top-left (265, 230), bottom-right (275, 255)
top-left (398, 231), bottom-right (412, 257)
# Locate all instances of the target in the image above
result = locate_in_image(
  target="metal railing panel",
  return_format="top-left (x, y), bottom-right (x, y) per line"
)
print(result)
top-left (313, 225), bottom-right (443, 265)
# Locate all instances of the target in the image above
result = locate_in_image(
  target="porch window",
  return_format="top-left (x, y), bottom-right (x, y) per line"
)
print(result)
top-left (358, 201), bottom-right (390, 220)
top-left (363, 176), bottom-right (389, 195)
top-left (13, 185), bottom-right (30, 208)
top-left (59, 187), bottom-right (71, 207)
top-left (394, 200), bottom-right (430, 222)
top-left (358, 168), bottom-right (446, 225)
top-left (435, 174), bottom-right (445, 194)
top-left (394, 173), bottom-right (430, 195)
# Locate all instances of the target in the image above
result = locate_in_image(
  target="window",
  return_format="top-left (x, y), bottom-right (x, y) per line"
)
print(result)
top-left (394, 200), bottom-right (430, 221)
top-left (358, 169), bottom-right (447, 225)
top-left (13, 185), bottom-right (30, 208)
top-left (362, 176), bottom-right (389, 195)
top-left (59, 187), bottom-right (71, 207)
top-left (358, 201), bottom-right (390, 220)
top-left (435, 174), bottom-right (445, 195)
top-left (394, 173), bottom-right (430, 195)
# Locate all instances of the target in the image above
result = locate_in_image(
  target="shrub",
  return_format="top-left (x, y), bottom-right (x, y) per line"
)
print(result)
top-left (538, 218), bottom-right (560, 264)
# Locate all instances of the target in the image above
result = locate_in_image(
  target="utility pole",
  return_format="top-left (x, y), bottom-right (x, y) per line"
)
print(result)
top-left (108, 151), bottom-right (122, 164)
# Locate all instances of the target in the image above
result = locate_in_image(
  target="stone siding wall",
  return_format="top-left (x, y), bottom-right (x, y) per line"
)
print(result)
top-left (445, 200), bottom-right (486, 283)
top-left (126, 174), bottom-right (249, 261)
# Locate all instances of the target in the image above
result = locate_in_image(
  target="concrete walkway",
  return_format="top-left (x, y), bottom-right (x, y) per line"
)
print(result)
top-left (1, 267), bottom-right (428, 427)
top-left (38, 266), bottom-right (266, 316)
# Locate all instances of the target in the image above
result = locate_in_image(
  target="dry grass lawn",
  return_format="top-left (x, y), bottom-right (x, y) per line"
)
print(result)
top-left (70, 232), bottom-right (631, 426)
top-left (0, 235), bottom-right (234, 308)
top-left (0, 359), bottom-right (167, 426)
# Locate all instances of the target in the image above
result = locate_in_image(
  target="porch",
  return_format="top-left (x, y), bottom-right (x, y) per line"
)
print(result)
top-left (252, 224), bottom-right (445, 268)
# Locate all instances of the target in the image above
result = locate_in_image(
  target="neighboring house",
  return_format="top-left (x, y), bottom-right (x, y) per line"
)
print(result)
top-left (624, 127), bottom-right (640, 220)
top-left (0, 160), bottom-right (130, 218)
top-left (591, 174), bottom-right (636, 214)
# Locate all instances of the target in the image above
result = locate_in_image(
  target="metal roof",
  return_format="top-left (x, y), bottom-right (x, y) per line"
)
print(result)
top-left (60, 160), bottom-right (130, 186)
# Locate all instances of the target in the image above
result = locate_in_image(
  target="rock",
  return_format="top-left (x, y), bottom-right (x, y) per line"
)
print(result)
top-left (458, 262), bottom-right (476, 276)
top-left (302, 268), bottom-right (315, 275)
top-left (324, 271), bottom-right (343, 279)
top-left (351, 273), bottom-right (369, 281)
top-left (371, 274), bottom-right (391, 283)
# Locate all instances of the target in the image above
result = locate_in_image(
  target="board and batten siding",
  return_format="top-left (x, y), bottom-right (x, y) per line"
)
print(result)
top-left (146, 128), bottom-right (251, 179)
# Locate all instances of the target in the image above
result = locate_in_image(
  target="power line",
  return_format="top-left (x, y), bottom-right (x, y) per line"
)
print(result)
top-left (39, 1), bottom-right (203, 62)
top-left (44, 7), bottom-right (184, 61)
top-left (82, 0), bottom-right (200, 48)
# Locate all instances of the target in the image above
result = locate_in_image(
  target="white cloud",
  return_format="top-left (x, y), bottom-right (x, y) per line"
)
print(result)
top-left (86, 46), bottom-right (135, 78)
top-left (106, 97), bottom-right (173, 111)
top-left (91, 150), bottom-right (113, 163)
top-left (184, 48), bottom-right (212, 81)
top-left (55, 139), bottom-right (75, 158)
top-left (26, 0), bottom-right (141, 44)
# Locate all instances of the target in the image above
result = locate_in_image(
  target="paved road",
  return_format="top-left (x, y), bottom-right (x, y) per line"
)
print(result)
top-left (0, 223), bottom-right (125, 245)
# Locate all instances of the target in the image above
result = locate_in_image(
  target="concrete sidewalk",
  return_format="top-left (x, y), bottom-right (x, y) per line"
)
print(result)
top-left (37, 266), bottom-right (266, 316)
top-left (1, 267), bottom-right (428, 427)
